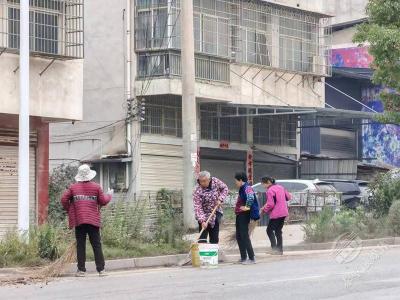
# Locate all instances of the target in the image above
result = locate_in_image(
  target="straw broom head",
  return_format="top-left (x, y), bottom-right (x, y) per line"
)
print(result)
top-left (226, 220), bottom-right (258, 248)
top-left (1, 241), bottom-right (77, 286)
top-left (33, 241), bottom-right (77, 280)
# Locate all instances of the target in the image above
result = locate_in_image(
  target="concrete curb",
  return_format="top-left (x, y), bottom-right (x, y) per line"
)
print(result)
top-left (65, 254), bottom-right (189, 274)
top-left (221, 237), bottom-right (400, 255)
top-left (64, 237), bottom-right (400, 274)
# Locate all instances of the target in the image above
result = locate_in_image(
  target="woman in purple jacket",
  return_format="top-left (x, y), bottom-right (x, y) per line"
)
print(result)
top-left (261, 176), bottom-right (291, 255)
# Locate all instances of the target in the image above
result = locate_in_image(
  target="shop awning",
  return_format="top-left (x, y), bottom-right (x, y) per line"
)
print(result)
top-left (332, 67), bottom-right (373, 80)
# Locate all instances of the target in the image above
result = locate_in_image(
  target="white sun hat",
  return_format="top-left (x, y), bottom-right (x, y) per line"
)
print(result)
top-left (75, 164), bottom-right (97, 182)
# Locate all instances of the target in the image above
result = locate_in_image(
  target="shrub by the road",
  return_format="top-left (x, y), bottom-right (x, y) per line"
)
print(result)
top-left (303, 207), bottom-right (386, 243)
top-left (368, 170), bottom-right (400, 217)
top-left (48, 164), bottom-right (78, 223)
top-left (387, 200), bottom-right (400, 235)
top-left (0, 184), bottom-right (189, 268)
top-left (0, 224), bottom-right (71, 268)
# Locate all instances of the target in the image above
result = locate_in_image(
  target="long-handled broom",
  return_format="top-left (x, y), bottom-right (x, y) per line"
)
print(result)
top-left (178, 204), bottom-right (219, 267)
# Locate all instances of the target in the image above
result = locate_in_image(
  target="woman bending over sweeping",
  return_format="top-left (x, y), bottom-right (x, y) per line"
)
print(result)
top-left (261, 176), bottom-right (291, 255)
top-left (193, 171), bottom-right (229, 244)
top-left (234, 172), bottom-right (258, 265)
top-left (61, 164), bottom-right (113, 277)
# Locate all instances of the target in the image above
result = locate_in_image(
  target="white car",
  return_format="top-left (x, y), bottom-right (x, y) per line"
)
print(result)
top-left (252, 179), bottom-right (337, 194)
top-left (252, 179), bottom-right (340, 210)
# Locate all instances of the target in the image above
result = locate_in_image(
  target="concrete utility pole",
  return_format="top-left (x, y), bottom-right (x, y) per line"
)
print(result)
top-left (18, 0), bottom-right (30, 234)
top-left (181, 0), bottom-right (198, 229)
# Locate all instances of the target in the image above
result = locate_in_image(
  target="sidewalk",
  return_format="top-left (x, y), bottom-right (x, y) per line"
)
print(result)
top-left (249, 224), bottom-right (305, 248)
top-left (216, 223), bottom-right (305, 252)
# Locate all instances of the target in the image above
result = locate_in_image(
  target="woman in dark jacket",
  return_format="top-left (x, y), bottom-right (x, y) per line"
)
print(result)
top-left (234, 172), bottom-right (256, 264)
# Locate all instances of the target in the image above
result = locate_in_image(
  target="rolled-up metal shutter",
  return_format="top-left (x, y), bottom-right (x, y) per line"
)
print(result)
top-left (320, 128), bottom-right (356, 158)
top-left (201, 159), bottom-right (245, 190)
top-left (140, 143), bottom-right (183, 192)
top-left (0, 145), bottom-right (36, 239)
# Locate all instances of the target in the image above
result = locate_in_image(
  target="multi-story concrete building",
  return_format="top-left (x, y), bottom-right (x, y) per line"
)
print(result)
top-left (301, 0), bottom-right (400, 172)
top-left (0, 0), bottom-right (83, 237)
top-left (50, 0), bottom-right (331, 195)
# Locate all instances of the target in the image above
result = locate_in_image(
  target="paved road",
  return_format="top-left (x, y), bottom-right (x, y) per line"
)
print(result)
top-left (1, 247), bottom-right (400, 300)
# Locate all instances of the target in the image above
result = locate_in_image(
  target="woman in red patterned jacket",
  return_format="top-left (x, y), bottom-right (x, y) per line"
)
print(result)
top-left (61, 164), bottom-right (113, 277)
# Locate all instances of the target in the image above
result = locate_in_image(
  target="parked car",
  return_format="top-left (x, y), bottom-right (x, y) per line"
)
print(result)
top-left (252, 179), bottom-right (340, 223)
top-left (252, 179), bottom-right (340, 210)
top-left (252, 179), bottom-right (336, 194)
top-left (354, 180), bottom-right (372, 206)
top-left (324, 180), bottom-right (362, 209)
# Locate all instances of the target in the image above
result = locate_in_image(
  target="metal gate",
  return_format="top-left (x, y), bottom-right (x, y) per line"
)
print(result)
top-left (0, 145), bottom-right (36, 239)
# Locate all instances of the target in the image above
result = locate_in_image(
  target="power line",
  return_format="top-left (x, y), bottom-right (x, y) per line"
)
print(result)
top-left (230, 68), bottom-right (293, 107)
top-left (51, 119), bottom-right (125, 138)
top-left (51, 125), bottom-right (126, 166)
top-left (56, 120), bottom-right (123, 124)
top-left (231, 68), bottom-right (336, 109)
top-left (325, 82), bottom-right (378, 113)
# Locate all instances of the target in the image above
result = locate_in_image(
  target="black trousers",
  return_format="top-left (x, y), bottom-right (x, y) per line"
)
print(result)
top-left (75, 224), bottom-right (105, 272)
top-left (267, 217), bottom-right (286, 252)
top-left (236, 212), bottom-right (255, 260)
top-left (198, 212), bottom-right (222, 244)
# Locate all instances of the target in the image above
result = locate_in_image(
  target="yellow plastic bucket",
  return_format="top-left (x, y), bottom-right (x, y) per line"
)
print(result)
top-left (191, 243), bottom-right (201, 268)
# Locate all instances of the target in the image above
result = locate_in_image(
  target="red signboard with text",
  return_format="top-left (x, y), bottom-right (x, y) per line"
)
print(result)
top-left (247, 149), bottom-right (254, 185)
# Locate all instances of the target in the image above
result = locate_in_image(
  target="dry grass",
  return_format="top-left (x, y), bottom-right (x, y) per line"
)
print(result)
top-left (0, 241), bottom-right (76, 286)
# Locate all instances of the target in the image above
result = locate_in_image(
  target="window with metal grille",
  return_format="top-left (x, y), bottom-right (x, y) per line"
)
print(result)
top-left (253, 115), bottom-right (297, 147)
top-left (1, 0), bottom-right (84, 58)
top-left (134, 0), bottom-right (331, 76)
top-left (200, 104), bottom-right (246, 143)
top-left (279, 12), bottom-right (318, 73)
top-left (136, 0), bottom-right (169, 50)
top-left (8, 7), bottom-right (59, 54)
top-left (193, 12), bottom-right (230, 57)
top-left (141, 96), bottom-right (182, 138)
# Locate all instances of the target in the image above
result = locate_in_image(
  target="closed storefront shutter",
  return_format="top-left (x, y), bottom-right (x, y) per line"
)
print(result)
top-left (253, 150), bottom-right (297, 183)
top-left (140, 143), bottom-right (183, 191)
top-left (200, 148), bottom-right (247, 190)
top-left (200, 159), bottom-right (245, 190)
top-left (320, 128), bottom-right (356, 158)
top-left (253, 161), bottom-right (296, 183)
top-left (0, 145), bottom-right (36, 239)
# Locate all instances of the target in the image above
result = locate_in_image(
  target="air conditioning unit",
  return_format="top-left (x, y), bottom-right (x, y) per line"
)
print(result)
top-left (312, 56), bottom-right (326, 76)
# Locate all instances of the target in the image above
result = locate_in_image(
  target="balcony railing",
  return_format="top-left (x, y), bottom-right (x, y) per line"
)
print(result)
top-left (0, 0), bottom-right (84, 59)
top-left (137, 51), bottom-right (230, 84)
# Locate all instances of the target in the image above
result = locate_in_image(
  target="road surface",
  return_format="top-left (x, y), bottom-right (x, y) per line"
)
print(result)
top-left (1, 247), bottom-right (400, 300)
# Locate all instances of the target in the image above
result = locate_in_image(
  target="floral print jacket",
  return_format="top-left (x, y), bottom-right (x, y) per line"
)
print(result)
top-left (193, 177), bottom-right (229, 228)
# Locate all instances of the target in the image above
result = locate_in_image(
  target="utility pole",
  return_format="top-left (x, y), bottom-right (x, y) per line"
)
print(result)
top-left (181, 0), bottom-right (197, 229)
top-left (126, 0), bottom-right (141, 198)
top-left (18, 0), bottom-right (30, 234)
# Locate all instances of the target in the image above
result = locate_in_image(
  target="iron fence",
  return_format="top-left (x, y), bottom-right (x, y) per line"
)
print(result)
top-left (227, 190), bottom-right (342, 225)
top-left (137, 51), bottom-right (230, 84)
